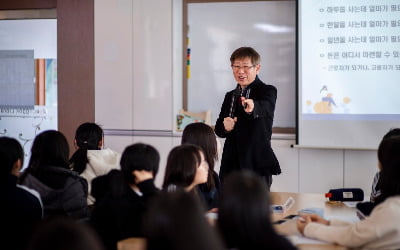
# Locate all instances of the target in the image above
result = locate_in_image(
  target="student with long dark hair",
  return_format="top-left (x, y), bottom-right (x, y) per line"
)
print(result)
top-left (181, 122), bottom-right (221, 210)
top-left (19, 130), bottom-right (89, 220)
top-left (69, 122), bottom-right (121, 205)
top-left (0, 137), bottom-right (43, 250)
top-left (298, 136), bottom-right (400, 249)
top-left (90, 143), bottom-right (160, 250)
top-left (162, 144), bottom-right (209, 203)
top-left (357, 128), bottom-right (400, 216)
top-left (217, 170), bottom-right (297, 250)
top-left (144, 190), bottom-right (225, 250)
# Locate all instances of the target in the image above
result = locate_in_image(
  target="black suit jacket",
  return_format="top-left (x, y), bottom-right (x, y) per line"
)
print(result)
top-left (215, 76), bottom-right (281, 180)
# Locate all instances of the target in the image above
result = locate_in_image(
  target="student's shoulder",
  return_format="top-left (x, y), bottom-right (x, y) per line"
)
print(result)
top-left (15, 184), bottom-right (43, 210)
top-left (382, 196), bottom-right (400, 210)
top-left (371, 196), bottom-right (400, 221)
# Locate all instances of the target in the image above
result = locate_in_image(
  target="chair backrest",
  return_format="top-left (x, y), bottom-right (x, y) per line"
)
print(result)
top-left (117, 237), bottom-right (146, 250)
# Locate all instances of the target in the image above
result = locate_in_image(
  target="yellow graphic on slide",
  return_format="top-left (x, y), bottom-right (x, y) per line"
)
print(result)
top-left (314, 101), bottom-right (331, 113)
top-left (306, 85), bottom-right (352, 114)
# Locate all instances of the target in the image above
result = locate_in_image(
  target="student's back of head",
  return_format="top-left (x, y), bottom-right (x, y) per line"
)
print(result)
top-left (26, 217), bottom-right (105, 250)
top-left (0, 136), bottom-right (24, 178)
top-left (144, 190), bottom-right (225, 250)
top-left (375, 136), bottom-right (400, 205)
top-left (120, 143), bottom-right (160, 184)
top-left (217, 170), bottom-right (297, 250)
top-left (20, 130), bottom-right (70, 181)
top-left (70, 122), bottom-right (104, 174)
top-left (98, 143), bottom-right (160, 199)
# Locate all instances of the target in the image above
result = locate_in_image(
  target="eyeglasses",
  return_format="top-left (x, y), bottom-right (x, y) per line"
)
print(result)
top-left (231, 65), bottom-right (255, 71)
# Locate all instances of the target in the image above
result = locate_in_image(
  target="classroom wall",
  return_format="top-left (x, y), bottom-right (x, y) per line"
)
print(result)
top-left (94, 0), bottom-right (378, 197)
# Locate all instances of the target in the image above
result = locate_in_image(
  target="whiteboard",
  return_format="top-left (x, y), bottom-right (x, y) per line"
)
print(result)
top-left (187, 1), bottom-right (296, 128)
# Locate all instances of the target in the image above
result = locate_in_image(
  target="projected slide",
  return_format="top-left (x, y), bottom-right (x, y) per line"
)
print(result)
top-left (300, 0), bottom-right (400, 117)
top-left (298, 0), bottom-right (400, 149)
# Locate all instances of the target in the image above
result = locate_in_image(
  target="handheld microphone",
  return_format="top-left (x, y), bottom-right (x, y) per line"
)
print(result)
top-left (229, 85), bottom-right (241, 118)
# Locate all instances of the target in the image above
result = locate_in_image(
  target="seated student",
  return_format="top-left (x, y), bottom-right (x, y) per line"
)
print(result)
top-left (357, 128), bottom-right (400, 216)
top-left (26, 217), bottom-right (105, 250)
top-left (90, 143), bottom-right (160, 250)
top-left (181, 122), bottom-right (221, 210)
top-left (18, 130), bottom-right (89, 220)
top-left (298, 136), bottom-right (400, 249)
top-left (91, 169), bottom-right (120, 204)
top-left (217, 170), bottom-right (297, 250)
top-left (69, 122), bottom-right (121, 205)
top-left (0, 137), bottom-right (43, 250)
top-left (162, 144), bottom-right (209, 207)
top-left (144, 190), bottom-right (225, 250)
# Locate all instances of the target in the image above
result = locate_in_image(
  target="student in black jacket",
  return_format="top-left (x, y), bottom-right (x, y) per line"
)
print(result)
top-left (90, 143), bottom-right (160, 250)
top-left (0, 137), bottom-right (43, 250)
top-left (18, 130), bottom-right (89, 220)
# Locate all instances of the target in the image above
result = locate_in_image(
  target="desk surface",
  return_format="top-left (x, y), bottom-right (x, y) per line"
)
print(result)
top-left (270, 192), bottom-right (359, 250)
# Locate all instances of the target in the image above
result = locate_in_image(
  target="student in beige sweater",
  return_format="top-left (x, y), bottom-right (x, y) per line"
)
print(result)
top-left (69, 122), bottom-right (120, 205)
top-left (297, 136), bottom-right (400, 250)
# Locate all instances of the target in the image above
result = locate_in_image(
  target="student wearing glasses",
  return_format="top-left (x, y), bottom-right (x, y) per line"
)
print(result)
top-left (215, 46), bottom-right (281, 188)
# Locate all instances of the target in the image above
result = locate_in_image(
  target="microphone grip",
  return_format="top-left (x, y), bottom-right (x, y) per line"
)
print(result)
top-left (228, 93), bottom-right (236, 118)
top-left (229, 85), bottom-right (241, 118)
top-left (243, 88), bottom-right (251, 109)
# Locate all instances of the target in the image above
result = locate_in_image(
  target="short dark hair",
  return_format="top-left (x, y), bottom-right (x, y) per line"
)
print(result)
top-left (162, 144), bottom-right (203, 190)
top-left (120, 143), bottom-right (160, 184)
top-left (230, 47), bottom-right (260, 66)
top-left (0, 137), bottom-right (24, 177)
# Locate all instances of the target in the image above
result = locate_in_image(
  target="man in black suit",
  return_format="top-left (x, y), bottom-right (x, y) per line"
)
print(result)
top-left (215, 47), bottom-right (281, 189)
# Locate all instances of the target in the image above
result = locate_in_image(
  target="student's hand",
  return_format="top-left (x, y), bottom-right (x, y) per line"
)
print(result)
top-left (205, 209), bottom-right (218, 227)
top-left (208, 207), bottom-right (218, 213)
top-left (133, 170), bottom-right (153, 184)
top-left (296, 215), bottom-right (311, 235)
top-left (297, 214), bottom-right (330, 235)
top-left (307, 214), bottom-right (330, 225)
top-left (241, 97), bottom-right (254, 113)
top-left (223, 117), bottom-right (237, 132)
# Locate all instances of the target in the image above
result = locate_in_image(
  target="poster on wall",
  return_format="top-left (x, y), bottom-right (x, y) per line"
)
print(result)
top-left (0, 18), bottom-right (58, 169)
top-left (0, 56), bottom-right (58, 168)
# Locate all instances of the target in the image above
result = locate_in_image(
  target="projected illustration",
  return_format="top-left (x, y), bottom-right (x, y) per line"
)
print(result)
top-left (305, 85), bottom-right (351, 114)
